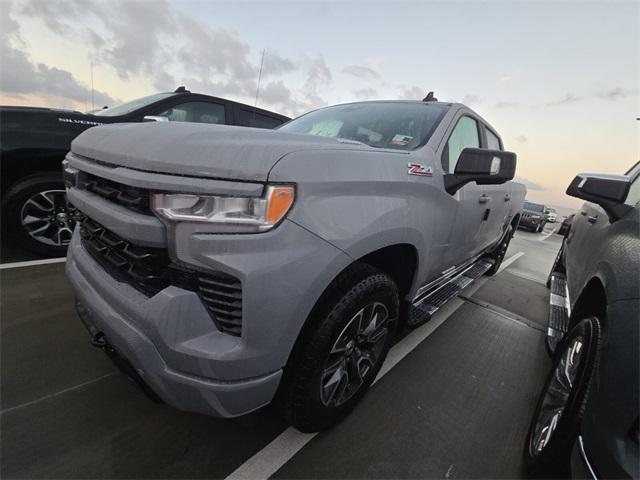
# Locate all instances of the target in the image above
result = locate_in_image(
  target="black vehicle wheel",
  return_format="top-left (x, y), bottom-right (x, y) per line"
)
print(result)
top-left (535, 223), bottom-right (543, 233)
top-left (278, 263), bottom-right (399, 432)
top-left (484, 225), bottom-right (514, 276)
top-left (524, 317), bottom-right (601, 478)
top-left (2, 174), bottom-right (80, 257)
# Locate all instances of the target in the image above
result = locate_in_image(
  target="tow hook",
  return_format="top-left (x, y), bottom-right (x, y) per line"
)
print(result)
top-left (90, 331), bottom-right (107, 348)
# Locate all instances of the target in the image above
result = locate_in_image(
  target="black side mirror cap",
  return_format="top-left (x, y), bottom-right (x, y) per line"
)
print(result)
top-left (445, 148), bottom-right (517, 194)
top-left (566, 173), bottom-right (632, 221)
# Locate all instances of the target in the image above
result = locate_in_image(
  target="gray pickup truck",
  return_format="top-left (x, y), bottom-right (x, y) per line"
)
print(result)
top-left (64, 99), bottom-right (526, 432)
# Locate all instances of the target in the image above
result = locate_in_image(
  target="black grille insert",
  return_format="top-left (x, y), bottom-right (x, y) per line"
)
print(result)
top-left (81, 174), bottom-right (151, 215)
top-left (79, 217), bottom-right (243, 336)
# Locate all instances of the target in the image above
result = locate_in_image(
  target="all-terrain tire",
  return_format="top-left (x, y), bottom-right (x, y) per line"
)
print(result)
top-left (523, 317), bottom-right (601, 478)
top-left (278, 263), bottom-right (399, 432)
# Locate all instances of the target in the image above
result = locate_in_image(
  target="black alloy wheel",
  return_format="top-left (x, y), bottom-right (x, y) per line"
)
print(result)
top-left (524, 317), bottom-right (601, 477)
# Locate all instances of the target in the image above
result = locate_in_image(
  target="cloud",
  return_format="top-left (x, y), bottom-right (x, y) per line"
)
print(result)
top-left (597, 87), bottom-right (636, 101)
top-left (544, 88), bottom-right (637, 107)
top-left (342, 65), bottom-right (380, 80)
top-left (398, 85), bottom-right (425, 100)
top-left (515, 135), bottom-right (528, 144)
top-left (495, 101), bottom-right (517, 109)
top-left (0, 37), bottom-right (117, 107)
top-left (515, 176), bottom-right (545, 191)
top-left (9, 0), bottom-right (329, 117)
top-left (547, 94), bottom-right (582, 106)
top-left (462, 94), bottom-right (480, 106)
top-left (352, 88), bottom-right (379, 100)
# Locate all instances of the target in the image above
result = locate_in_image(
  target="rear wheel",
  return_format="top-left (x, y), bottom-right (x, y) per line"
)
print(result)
top-left (3, 174), bottom-right (81, 257)
top-left (279, 263), bottom-right (399, 432)
top-left (524, 317), bottom-right (601, 477)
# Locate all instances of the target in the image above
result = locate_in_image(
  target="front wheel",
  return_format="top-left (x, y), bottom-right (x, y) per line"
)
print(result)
top-left (524, 317), bottom-right (601, 477)
top-left (2, 174), bottom-right (81, 257)
top-left (278, 264), bottom-right (399, 432)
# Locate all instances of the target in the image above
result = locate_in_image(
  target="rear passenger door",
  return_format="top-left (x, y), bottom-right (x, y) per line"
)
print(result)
top-left (476, 126), bottom-right (511, 249)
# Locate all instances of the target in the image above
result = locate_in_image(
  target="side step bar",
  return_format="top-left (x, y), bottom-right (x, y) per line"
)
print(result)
top-left (408, 259), bottom-right (494, 326)
top-left (547, 272), bottom-right (571, 353)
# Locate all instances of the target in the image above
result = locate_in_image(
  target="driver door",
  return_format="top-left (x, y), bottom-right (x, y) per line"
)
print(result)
top-left (440, 114), bottom-right (487, 268)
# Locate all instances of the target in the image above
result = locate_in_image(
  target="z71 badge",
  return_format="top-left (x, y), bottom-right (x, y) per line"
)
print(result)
top-left (407, 163), bottom-right (433, 177)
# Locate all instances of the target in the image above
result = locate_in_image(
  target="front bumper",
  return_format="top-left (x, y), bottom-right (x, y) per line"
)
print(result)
top-left (67, 238), bottom-right (281, 417)
top-left (66, 216), bottom-right (350, 417)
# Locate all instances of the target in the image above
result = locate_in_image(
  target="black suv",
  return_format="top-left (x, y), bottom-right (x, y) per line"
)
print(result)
top-left (524, 163), bottom-right (639, 478)
top-left (0, 87), bottom-right (290, 257)
top-left (518, 200), bottom-right (548, 233)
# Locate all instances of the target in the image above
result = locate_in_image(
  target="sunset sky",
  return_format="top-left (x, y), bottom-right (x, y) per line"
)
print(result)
top-left (1, 0), bottom-right (638, 209)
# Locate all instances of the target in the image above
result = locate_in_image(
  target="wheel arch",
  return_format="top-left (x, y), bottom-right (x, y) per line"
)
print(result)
top-left (281, 242), bottom-right (419, 373)
top-left (1, 148), bottom-right (67, 195)
top-left (570, 276), bottom-right (607, 330)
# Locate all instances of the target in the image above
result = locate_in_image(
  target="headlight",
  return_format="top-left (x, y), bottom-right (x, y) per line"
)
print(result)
top-left (150, 185), bottom-right (295, 232)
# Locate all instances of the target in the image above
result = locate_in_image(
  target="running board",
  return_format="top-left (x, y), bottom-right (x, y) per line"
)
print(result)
top-left (408, 259), bottom-right (494, 326)
top-left (547, 272), bottom-right (570, 353)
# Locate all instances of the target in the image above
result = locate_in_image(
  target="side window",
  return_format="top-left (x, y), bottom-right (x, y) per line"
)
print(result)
top-left (485, 128), bottom-right (502, 150)
top-left (237, 108), bottom-right (283, 129)
top-left (443, 116), bottom-right (480, 173)
top-left (159, 102), bottom-right (226, 124)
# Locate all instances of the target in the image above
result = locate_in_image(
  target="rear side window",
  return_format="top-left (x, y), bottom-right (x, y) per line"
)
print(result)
top-left (159, 102), bottom-right (226, 124)
top-left (443, 116), bottom-right (480, 173)
top-left (237, 108), bottom-right (283, 129)
top-left (485, 128), bottom-right (502, 150)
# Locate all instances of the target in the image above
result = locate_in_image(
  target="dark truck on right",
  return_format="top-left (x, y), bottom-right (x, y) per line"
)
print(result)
top-left (524, 163), bottom-right (639, 479)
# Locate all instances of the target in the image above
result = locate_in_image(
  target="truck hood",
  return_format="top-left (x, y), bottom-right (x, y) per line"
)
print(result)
top-left (71, 121), bottom-right (373, 182)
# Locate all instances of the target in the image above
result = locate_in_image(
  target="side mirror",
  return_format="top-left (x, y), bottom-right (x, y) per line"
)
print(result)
top-left (143, 115), bottom-right (169, 122)
top-left (566, 173), bottom-right (632, 221)
top-left (444, 148), bottom-right (517, 194)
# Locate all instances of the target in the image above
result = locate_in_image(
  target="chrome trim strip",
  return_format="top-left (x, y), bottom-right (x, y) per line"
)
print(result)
top-left (578, 436), bottom-right (598, 479)
top-left (414, 255), bottom-right (481, 299)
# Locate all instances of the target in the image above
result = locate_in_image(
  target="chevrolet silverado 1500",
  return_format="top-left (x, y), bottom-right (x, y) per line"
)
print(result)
top-left (64, 99), bottom-right (526, 431)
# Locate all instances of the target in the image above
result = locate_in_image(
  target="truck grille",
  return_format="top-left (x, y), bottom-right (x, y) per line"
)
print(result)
top-left (79, 217), bottom-right (243, 336)
top-left (81, 173), bottom-right (151, 215)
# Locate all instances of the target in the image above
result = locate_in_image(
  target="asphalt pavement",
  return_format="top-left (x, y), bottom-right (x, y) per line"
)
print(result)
top-left (1, 223), bottom-right (562, 479)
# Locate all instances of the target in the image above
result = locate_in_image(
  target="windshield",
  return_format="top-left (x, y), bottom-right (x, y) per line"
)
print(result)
top-left (278, 102), bottom-right (447, 150)
top-left (92, 93), bottom-right (175, 117)
top-left (524, 202), bottom-right (545, 213)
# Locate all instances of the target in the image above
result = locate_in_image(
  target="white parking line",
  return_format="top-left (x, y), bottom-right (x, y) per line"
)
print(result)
top-left (497, 251), bottom-right (524, 274)
top-left (537, 231), bottom-right (554, 242)
top-left (0, 257), bottom-right (67, 270)
top-left (225, 273), bottom-right (494, 480)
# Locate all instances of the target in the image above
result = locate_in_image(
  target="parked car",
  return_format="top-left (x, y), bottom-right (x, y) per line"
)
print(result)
top-left (519, 201), bottom-right (548, 232)
top-left (64, 98), bottom-right (526, 432)
top-left (524, 162), bottom-right (639, 478)
top-left (0, 87), bottom-right (290, 257)
top-left (546, 207), bottom-right (558, 223)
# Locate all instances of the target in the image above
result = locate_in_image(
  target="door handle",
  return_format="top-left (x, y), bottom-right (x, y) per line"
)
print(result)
top-left (479, 194), bottom-right (491, 204)
top-left (504, 194), bottom-right (511, 202)
top-left (588, 215), bottom-right (598, 224)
